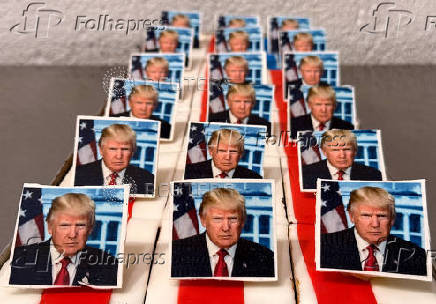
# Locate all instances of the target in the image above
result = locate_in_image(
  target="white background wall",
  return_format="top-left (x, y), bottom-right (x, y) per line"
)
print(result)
top-left (1, 0), bottom-right (436, 65)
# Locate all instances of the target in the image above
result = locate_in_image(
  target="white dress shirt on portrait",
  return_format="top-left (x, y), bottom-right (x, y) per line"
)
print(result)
top-left (211, 160), bottom-right (235, 178)
top-left (205, 233), bottom-right (237, 276)
top-left (101, 160), bottom-right (126, 185)
top-left (229, 110), bottom-right (249, 124)
top-left (311, 114), bottom-right (331, 131)
top-left (326, 160), bottom-right (351, 180)
top-left (354, 228), bottom-right (386, 272)
top-left (50, 240), bottom-right (80, 285)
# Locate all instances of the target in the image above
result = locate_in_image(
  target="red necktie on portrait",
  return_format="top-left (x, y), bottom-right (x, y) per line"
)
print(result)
top-left (218, 172), bottom-right (228, 178)
top-left (54, 257), bottom-right (71, 285)
top-left (364, 245), bottom-right (379, 271)
top-left (319, 123), bottom-right (326, 131)
top-left (214, 249), bottom-right (229, 277)
top-left (109, 172), bottom-right (118, 185)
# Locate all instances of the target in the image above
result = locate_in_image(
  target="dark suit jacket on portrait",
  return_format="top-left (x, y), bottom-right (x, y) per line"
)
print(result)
top-left (290, 114), bottom-right (354, 139)
top-left (113, 111), bottom-right (171, 139)
top-left (208, 110), bottom-right (271, 137)
top-left (320, 227), bottom-right (427, 276)
top-left (302, 159), bottom-right (382, 189)
top-left (184, 159), bottom-right (262, 180)
top-left (9, 240), bottom-right (119, 286)
top-left (172, 232), bottom-right (275, 278)
top-left (74, 159), bottom-right (154, 195)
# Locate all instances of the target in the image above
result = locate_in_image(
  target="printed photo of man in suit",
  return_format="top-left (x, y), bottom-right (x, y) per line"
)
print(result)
top-left (281, 18), bottom-right (299, 31)
top-left (158, 29), bottom-right (179, 53)
top-left (209, 56), bottom-right (249, 114)
top-left (293, 33), bottom-right (314, 52)
top-left (287, 55), bottom-right (327, 113)
top-left (223, 56), bottom-right (248, 84)
top-left (287, 55), bottom-right (324, 93)
top-left (10, 193), bottom-right (118, 286)
top-left (281, 32), bottom-right (314, 57)
top-left (208, 84), bottom-right (271, 136)
top-left (144, 57), bottom-right (169, 82)
top-left (113, 85), bottom-right (171, 139)
top-left (291, 84), bottom-right (354, 139)
top-left (302, 129), bottom-right (382, 189)
top-left (299, 55), bottom-right (324, 86)
top-left (321, 186), bottom-right (427, 276)
top-left (172, 188), bottom-right (275, 278)
top-left (228, 18), bottom-right (246, 28)
top-left (184, 128), bottom-right (262, 179)
top-left (74, 123), bottom-right (154, 195)
top-left (171, 14), bottom-right (191, 28)
top-left (228, 31), bottom-right (249, 52)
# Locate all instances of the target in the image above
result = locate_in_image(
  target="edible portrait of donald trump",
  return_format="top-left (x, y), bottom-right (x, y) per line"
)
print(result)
top-left (74, 122), bottom-right (156, 196)
top-left (301, 129), bottom-right (382, 190)
top-left (184, 128), bottom-right (262, 180)
top-left (208, 84), bottom-right (271, 136)
top-left (9, 191), bottom-right (120, 287)
top-left (223, 56), bottom-right (248, 84)
top-left (290, 84), bottom-right (354, 139)
top-left (113, 85), bottom-right (171, 139)
top-left (171, 186), bottom-right (275, 279)
top-left (319, 185), bottom-right (428, 278)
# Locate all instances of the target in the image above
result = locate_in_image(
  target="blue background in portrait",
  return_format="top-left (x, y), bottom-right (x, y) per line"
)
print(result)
top-left (85, 118), bottom-right (159, 174)
top-left (131, 53), bottom-right (185, 84)
top-left (300, 85), bottom-right (356, 124)
top-left (109, 78), bottom-right (178, 124)
top-left (279, 29), bottom-right (327, 54)
top-left (301, 130), bottom-right (384, 173)
top-left (163, 11), bottom-right (200, 48)
top-left (31, 187), bottom-right (125, 256)
top-left (267, 16), bottom-right (311, 68)
top-left (174, 181), bottom-right (274, 250)
top-left (284, 52), bottom-right (340, 86)
top-left (221, 84), bottom-right (274, 122)
top-left (211, 52), bottom-right (265, 84)
top-left (322, 181), bottom-right (426, 248)
top-left (219, 26), bottom-right (263, 52)
top-left (218, 15), bottom-right (259, 27)
top-left (190, 122), bottom-right (267, 176)
top-left (152, 26), bottom-right (193, 58)
top-left (269, 16), bottom-right (310, 33)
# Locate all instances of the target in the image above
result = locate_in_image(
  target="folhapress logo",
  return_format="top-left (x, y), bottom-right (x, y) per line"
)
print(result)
top-left (360, 2), bottom-right (414, 38)
top-left (9, 2), bottom-right (64, 38)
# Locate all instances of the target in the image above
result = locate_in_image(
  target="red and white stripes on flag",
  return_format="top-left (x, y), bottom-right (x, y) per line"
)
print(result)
top-left (186, 123), bottom-right (208, 165)
top-left (77, 119), bottom-right (98, 166)
top-left (109, 79), bottom-right (128, 115)
top-left (172, 183), bottom-right (199, 240)
top-left (319, 181), bottom-right (348, 234)
top-left (16, 187), bottom-right (44, 247)
top-left (299, 132), bottom-right (322, 166)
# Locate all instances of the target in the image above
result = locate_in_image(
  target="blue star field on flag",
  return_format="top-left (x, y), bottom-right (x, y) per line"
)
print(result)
top-left (320, 181), bottom-right (343, 216)
top-left (188, 123), bottom-right (206, 150)
top-left (18, 188), bottom-right (42, 226)
top-left (173, 183), bottom-right (196, 221)
top-left (78, 119), bottom-right (96, 150)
